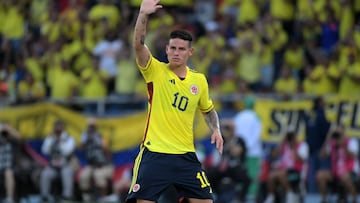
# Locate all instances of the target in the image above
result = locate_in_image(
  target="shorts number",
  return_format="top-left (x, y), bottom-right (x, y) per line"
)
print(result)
top-left (196, 171), bottom-right (210, 188)
top-left (172, 92), bottom-right (189, 111)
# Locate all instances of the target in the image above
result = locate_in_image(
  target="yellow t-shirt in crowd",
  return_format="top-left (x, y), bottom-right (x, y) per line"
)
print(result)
top-left (190, 48), bottom-right (213, 75)
top-left (339, 62), bottom-right (360, 95)
top-left (30, 0), bottom-right (49, 25)
top-left (302, 77), bottom-right (315, 95)
top-left (283, 46), bottom-right (305, 70)
top-left (274, 77), bottom-right (298, 94)
top-left (237, 50), bottom-right (261, 84)
top-left (18, 80), bottom-right (46, 100)
top-left (270, 0), bottom-right (295, 20)
top-left (2, 5), bottom-right (24, 39)
top-left (81, 68), bottom-right (108, 98)
top-left (49, 67), bottom-right (79, 99)
top-left (339, 4), bottom-right (354, 40)
top-left (237, 0), bottom-right (259, 25)
top-left (296, 0), bottom-right (315, 21)
top-left (313, 0), bottom-right (340, 22)
top-left (41, 18), bottom-right (62, 42)
top-left (309, 64), bottom-right (339, 95)
top-left (266, 21), bottom-right (288, 51)
top-left (88, 4), bottom-right (120, 28)
top-left (115, 59), bottom-right (138, 95)
top-left (0, 3), bottom-right (6, 34)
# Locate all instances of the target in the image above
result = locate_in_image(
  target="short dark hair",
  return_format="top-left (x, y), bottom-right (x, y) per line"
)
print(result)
top-left (170, 30), bottom-right (193, 45)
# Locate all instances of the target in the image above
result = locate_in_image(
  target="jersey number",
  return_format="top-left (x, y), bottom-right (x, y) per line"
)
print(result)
top-left (172, 92), bottom-right (189, 111)
top-left (196, 171), bottom-right (211, 188)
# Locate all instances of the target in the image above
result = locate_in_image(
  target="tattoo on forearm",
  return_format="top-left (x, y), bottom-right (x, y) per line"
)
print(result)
top-left (205, 109), bottom-right (220, 131)
top-left (140, 35), bottom-right (145, 45)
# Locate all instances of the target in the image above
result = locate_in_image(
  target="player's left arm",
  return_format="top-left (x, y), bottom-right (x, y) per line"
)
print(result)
top-left (204, 109), bottom-right (223, 154)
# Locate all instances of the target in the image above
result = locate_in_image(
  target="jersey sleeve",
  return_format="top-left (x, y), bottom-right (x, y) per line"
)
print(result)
top-left (137, 55), bottom-right (164, 82)
top-left (198, 74), bottom-right (214, 113)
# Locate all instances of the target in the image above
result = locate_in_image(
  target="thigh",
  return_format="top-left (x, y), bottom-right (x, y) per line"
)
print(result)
top-left (173, 152), bottom-right (213, 200)
top-left (42, 166), bottom-right (57, 180)
top-left (95, 164), bottom-right (114, 179)
top-left (127, 148), bottom-right (174, 202)
top-left (79, 166), bottom-right (92, 180)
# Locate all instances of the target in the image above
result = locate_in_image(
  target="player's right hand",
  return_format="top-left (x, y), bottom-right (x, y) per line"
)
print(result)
top-left (140, 0), bottom-right (163, 15)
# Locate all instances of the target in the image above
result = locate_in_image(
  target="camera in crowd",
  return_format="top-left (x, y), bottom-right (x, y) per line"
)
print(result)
top-left (0, 123), bottom-right (10, 143)
top-left (332, 131), bottom-right (342, 140)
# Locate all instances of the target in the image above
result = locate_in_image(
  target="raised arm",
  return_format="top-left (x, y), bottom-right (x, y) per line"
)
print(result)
top-left (133, 0), bottom-right (162, 67)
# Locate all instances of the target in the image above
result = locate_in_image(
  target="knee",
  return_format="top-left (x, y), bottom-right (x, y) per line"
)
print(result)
top-left (93, 170), bottom-right (109, 187)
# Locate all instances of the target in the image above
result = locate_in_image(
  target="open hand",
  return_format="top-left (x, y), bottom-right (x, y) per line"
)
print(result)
top-left (140, 0), bottom-right (163, 15)
top-left (211, 129), bottom-right (224, 154)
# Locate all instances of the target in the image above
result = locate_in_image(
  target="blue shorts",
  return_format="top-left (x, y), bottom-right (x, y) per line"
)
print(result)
top-left (126, 147), bottom-right (214, 202)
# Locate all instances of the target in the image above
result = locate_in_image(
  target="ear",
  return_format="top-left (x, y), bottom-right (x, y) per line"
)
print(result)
top-left (165, 44), bottom-right (169, 54)
top-left (188, 47), bottom-right (194, 56)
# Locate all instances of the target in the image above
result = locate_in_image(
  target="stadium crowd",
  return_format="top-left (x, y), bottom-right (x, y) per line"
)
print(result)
top-left (0, 0), bottom-right (359, 108)
top-left (1, 0), bottom-right (360, 203)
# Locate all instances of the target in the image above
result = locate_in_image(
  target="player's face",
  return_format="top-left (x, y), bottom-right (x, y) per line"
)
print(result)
top-left (166, 38), bottom-right (193, 69)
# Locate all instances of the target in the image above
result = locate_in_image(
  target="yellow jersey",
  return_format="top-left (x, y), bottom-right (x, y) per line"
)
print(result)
top-left (138, 55), bottom-right (214, 154)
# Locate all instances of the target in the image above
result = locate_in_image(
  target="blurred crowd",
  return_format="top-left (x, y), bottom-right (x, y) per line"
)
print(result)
top-left (0, 0), bottom-right (359, 111)
top-left (0, 118), bottom-right (133, 203)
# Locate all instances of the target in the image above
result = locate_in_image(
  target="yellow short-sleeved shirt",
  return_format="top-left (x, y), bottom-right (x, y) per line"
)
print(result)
top-left (339, 5), bottom-right (354, 40)
top-left (274, 77), bottom-right (298, 94)
top-left (88, 4), bottom-right (120, 28)
top-left (284, 46), bottom-right (305, 70)
top-left (138, 55), bottom-right (214, 154)
top-left (339, 62), bottom-right (360, 95)
top-left (237, 0), bottom-right (259, 25)
top-left (81, 69), bottom-right (108, 98)
top-left (18, 80), bottom-right (46, 99)
top-left (236, 51), bottom-right (261, 83)
top-left (2, 5), bottom-right (24, 39)
top-left (310, 65), bottom-right (339, 95)
top-left (270, 0), bottom-right (295, 20)
top-left (115, 59), bottom-right (138, 95)
top-left (50, 68), bottom-right (79, 99)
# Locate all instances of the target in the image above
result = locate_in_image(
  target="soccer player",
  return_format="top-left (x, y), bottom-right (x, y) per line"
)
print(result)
top-left (126, 0), bottom-right (224, 203)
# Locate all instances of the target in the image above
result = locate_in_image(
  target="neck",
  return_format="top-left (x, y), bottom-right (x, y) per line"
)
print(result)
top-left (171, 65), bottom-right (187, 78)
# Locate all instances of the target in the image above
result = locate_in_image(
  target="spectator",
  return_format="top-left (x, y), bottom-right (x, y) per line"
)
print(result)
top-left (273, 65), bottom-right (299, 96)
top-left (93, 29), bottom-right (122, 93)
top-left (115, 44), bottom-right (138, 97)
top-left (207, 122), bottom-right (251, 203)
top-left (316, 124), bottom-right (359, 203)
top-left (338, 52), bottom-right (360, 96)
top-left (17, 71), bottom-right (46, 104)
top-left (320, 9), bottom-right (339, 56)
top-left (1, 0), bottom-right (25, 52)
top-left (80, 55), bottom-right (109, 99)
top-left (263, 129), bottom-right (309, 203)
top-left (304, 96), bottom-right (331, 193)
top-left (232, 95), bottom-right (262, 199)
top-left (283, 39), bottom-right (306, 82)
top-left (0, 122), bottom-right (21, 203)
top-left (40, 119), bottom-right (76, 202)
top-left (235, 38), bottom-right (262, 91)
top-left (48, 59), bottom-right (79, 101)
top-left (88, 0), bottom-right (121, 29)
top-left (305, 54), bottom-right (340, 95)
top-left (78, 117), bottom-right (114, 202)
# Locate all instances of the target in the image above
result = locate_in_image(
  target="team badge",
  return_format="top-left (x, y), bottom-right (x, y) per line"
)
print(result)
top-left (190, 85), bottom-right (199, 95)
top-left (133, 184), bottom-right (140, 192)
